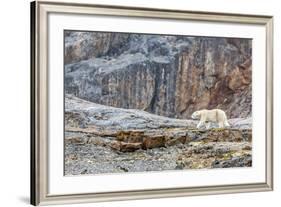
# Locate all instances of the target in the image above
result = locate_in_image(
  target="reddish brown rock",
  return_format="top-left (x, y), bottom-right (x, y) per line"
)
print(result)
top-left (143, 135), bottom-right (166, 149)
top-left (110, 141), bottom-right (142, 152)
top-left (116, 130), bottom-right (144, 142)
top-left (165, 136), bottom-right (186, 147)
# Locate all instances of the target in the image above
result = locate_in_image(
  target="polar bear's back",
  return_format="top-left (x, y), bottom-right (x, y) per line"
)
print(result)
top-left (200, 109), bottom-right (227, 122)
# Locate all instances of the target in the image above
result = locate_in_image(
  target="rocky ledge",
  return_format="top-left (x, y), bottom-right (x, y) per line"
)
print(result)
top-left (65, 95), bottom-right (252, 175)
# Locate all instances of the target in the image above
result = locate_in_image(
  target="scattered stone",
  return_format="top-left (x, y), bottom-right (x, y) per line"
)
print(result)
top-left (242, 145), bottom-right (252, 150)
top-left (212, 154), bottom-right (252, 168)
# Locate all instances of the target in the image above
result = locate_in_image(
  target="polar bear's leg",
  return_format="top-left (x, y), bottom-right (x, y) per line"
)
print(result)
top-left (206, 122), bottom-right (211, 129)
top-left (218, 122), bottom-right (224, 128)
top-left (197, 115), bottom-right (206, 129)
top-left (197, 121), bottom-right (204, 129)
top-left (224, 121), bottom-right (230, 127)
top-left (221, 112), bottom-right (230, 128)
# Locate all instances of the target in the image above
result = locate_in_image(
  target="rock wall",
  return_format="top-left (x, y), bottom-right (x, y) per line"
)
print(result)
top-left (65, 31), bottom-right (252, 119)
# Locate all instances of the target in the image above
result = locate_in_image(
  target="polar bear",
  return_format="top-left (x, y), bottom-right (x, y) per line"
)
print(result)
top-left (191, 109), bottom-right (230, 129)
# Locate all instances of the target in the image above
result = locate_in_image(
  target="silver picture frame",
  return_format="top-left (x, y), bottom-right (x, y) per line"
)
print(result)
top-left (30, 0), bottom-right (273, 205)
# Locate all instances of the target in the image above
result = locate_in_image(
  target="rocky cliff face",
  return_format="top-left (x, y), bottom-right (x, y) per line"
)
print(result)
top-left (65, 31), bottom-right (252, 119)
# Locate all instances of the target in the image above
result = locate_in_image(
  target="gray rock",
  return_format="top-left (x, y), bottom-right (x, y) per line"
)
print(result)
top-left (65, 94), bottom-right (197, 130)
top-left (212, 154), bottom-right (252, 168)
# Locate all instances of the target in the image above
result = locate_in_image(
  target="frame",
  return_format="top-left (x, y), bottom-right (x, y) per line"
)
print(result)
top-left (31, 0), bottom-right (273, 205)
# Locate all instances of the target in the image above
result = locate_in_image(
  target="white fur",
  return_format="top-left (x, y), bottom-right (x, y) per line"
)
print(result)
top-left (191, 109), bottom-right (230, 129)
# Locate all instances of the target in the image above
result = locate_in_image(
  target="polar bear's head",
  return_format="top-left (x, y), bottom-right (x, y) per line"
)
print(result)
top-left (191, 111), bottom-right (201, 119)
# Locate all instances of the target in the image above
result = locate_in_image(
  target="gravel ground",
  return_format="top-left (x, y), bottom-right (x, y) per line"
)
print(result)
top-left (65, 139), bottom-right (252, 175)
